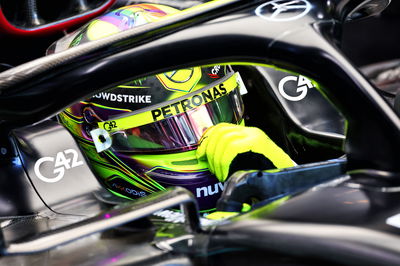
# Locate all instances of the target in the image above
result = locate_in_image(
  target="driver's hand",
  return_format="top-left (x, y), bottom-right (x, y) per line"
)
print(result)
top-left (196, 123), bottom-right (295, 182)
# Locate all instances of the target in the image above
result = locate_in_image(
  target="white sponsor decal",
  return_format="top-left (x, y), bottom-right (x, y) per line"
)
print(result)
top-left (92, 92), bottom-right (151, 103)
top-left (386, 213), bottom-right (400, 228)
top-left (153, 210), bottom-right (219, 226)
top-left (196, 182), bottom-right (225, 198)
top-left (256, 0), bottom-right (311, 22)
top-left (211, 65), bottom-right (221, 75)
top-left (278, 75), bottom-right (314, 101)
top-left (111, 183), bottom-right (147, 197)
top-left (34, 149), bottom-right (83, 183)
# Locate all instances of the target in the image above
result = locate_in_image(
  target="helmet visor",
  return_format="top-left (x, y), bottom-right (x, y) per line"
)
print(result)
top-left (92, 72), bottom-right (245, 153)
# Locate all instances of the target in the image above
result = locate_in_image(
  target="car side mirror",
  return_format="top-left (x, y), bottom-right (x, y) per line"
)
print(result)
top-left (337, 0), bottom-right (392, 21)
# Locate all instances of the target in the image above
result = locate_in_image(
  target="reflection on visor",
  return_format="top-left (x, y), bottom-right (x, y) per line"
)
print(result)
top-left (112, 88), bottom-right (244, 153)
top-left (91, 72), bottom-right (245, 153)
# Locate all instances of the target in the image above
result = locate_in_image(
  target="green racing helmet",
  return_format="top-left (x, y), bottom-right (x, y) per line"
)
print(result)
top-left (51, 3), bottom-right (247, 212)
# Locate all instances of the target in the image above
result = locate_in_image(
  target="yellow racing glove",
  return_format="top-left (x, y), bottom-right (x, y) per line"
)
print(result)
top-left (196, 123), bottom-right (295, 182)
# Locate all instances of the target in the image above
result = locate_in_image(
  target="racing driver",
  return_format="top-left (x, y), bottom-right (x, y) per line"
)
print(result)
top-left (52, 3), bottom-right (295, 212)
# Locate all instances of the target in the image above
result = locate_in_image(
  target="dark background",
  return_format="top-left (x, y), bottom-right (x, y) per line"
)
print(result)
top-left (342, 1), bottom-right (400, 67)
top-left (1, 1), bottom-right (400, 70)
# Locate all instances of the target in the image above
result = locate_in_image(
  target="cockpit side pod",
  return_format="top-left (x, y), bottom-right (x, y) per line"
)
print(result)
top-left (11, 119), bottom-right (106, 217)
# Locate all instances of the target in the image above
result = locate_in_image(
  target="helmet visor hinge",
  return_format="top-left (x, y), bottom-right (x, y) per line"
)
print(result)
top-left (90, 128), bottom-right (112, 153)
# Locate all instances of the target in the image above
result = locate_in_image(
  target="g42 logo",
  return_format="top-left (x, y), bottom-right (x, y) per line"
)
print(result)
top-left (34, 149), bottom-right (83, 183)
top-left (278, 75), bottom-right (314, 101)
top-left (103, 120), bottom-right (117, 131)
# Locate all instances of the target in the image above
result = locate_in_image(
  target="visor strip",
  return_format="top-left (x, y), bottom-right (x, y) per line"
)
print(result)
top-left (98, 72), bottom-right (240, 133)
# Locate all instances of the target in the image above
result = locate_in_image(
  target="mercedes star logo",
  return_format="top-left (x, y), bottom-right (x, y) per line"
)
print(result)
top-left (255, 0), bottom-right (311, 22)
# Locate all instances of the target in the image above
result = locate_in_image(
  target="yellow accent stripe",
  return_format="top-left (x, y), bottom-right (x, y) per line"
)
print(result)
top-left (117, 85), bottom-right (151, 88)
top-left (206, 211), bottom-right (238, 220)
top-left (62, 110), bottom-right (82, 121)
top-left (98, 72), bottom-right (239, 133)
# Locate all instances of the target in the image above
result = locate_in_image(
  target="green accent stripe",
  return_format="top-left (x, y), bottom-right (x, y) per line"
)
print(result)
top-left (200, 208), bottom-right (216, 213)
top-left (91, 158), bottom-right (157, 193)
top-left (76, 137), bottom-right (164, 192)
top-left (61, 111), bottom-right (83, 123)
top-left (105, 152), bottom-right (157, 191)
top-left (74, 135), bottom-right (94, 145)
top-left (105, 151), bottom-right (164, 191)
